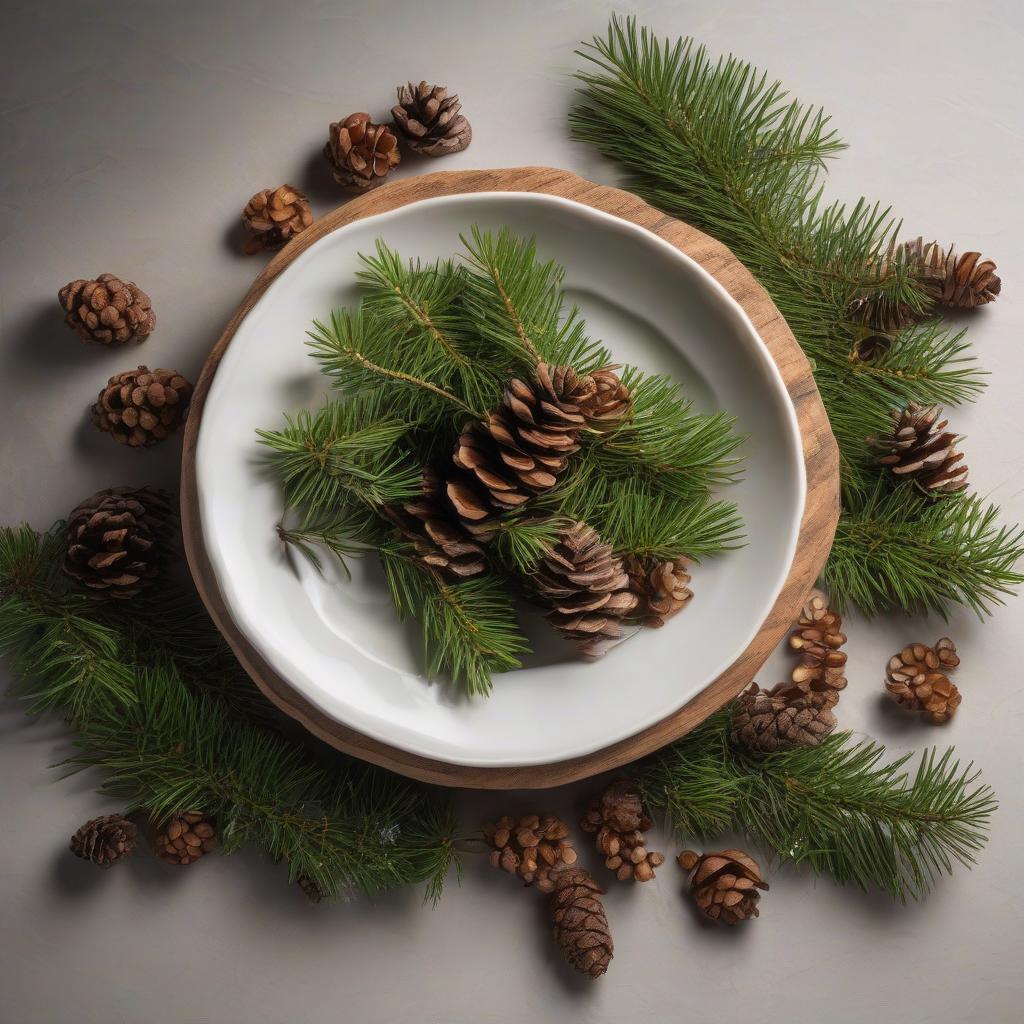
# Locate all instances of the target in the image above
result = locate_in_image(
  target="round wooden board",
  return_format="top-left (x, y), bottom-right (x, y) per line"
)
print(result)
top-left (180, 166), bottom-right (839, 789)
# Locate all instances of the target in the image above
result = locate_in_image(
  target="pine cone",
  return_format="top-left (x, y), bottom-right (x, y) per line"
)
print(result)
top-left (549, 869), bottom-right (613, 979)
top-left (678, 848), bottom-right (768, 925)
top-left (155, 812), bottom-right (217, 865)
top-left (901, 237), bottom-right (1001, 309)
top-left (391, 81), bottom-right (472, 157)
top-left (580, 779), bottom-right (664, 882)
top-left (383, 469), bottom-right (487, 579)
top-left (297, 874), bottom-right (328, 903)
top-left (482, 813), bottom-right (578, 893)
top-left (324, 113), bottom-right (400, 192)
top-left (885, 638), bottom-right (962, 723)
top-left (242, 184), bottom-right (313, 253)
top-left (875, 403), bottom-right (968, 494)
top-left (774, 589), bottom-right (848, 708)
top-left (585, 367), bottom-right (632, 426)
top-left (532, 521), bottom-right (638, 659)
top-left (626, 555), bottom-right (692, 628)
top-left (92, 365), bottom-right (193, 447)
top-left (729, 683), bottom-right (836, 754)
top-left (69, 813), bottom-right (137, 867)
top-left (64, 487), bottom-right (175, 599)
top-left (59, 273), bottom-right (156, 347)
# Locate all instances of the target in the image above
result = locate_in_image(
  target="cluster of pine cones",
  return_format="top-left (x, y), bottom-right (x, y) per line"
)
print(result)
top-left (70, 811), bottom-right (217, 869)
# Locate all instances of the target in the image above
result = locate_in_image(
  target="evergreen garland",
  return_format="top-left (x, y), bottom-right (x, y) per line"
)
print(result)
top-left (570, 16), bottom-right (1023, 617)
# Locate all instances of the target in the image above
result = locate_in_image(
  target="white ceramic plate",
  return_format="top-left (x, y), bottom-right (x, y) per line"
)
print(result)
top-left (196, 192), bottom-right (805, 767)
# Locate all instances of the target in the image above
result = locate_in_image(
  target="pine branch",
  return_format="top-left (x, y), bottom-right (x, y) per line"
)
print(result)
top-left (490, 515), bottom-right (570, 575)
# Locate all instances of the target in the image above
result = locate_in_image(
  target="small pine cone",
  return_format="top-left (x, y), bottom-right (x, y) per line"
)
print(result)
top-left (549, 869), bottom-right (613, 979)
top-left (324, 113), bottom-right (400, 192)
top-left (242, 184), bottom-right (313, 253)
top-left (383, 469), bottom-right (487, 579)
top-left (155, 812), bottom-right (217, 865)
top-left (780, 589), bottom-right (848, 707)
top-left (901, 238), bottom-right (1001, 309)
top-left (58, 273), bottom-right (156, 347)
top-left (297, 874), bottom-right (328, 903)
top-left (64, 487), bottom-right (175, 600)
top-left (482, 813), bottom-right (578, 893)
top-left (69, 813), bottom-right (137, 867)
top-left (885, 638), bottom-right (962, 723)
top-left (532, 522), bottom-right (638, 660)
top-left (92, 365), bottom-right (193, 447)
top-left (729, 683), bottom-right (836, 754)
top-left (626, 555), bottom-right (692, 628)
top-left (391, 81), bottom-right (472, 157)
top-left (678, 848), bottom-right (768, 925)
top-left (875, 403), bottom-right (968, 494)
top-left (580, 780), bottom-right (663, 882)
top-left (586, 367), bottom-right (632, 426)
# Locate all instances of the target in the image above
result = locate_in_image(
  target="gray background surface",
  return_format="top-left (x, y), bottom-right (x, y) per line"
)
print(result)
top-left (1, 2), bottom-right (1021, 1022)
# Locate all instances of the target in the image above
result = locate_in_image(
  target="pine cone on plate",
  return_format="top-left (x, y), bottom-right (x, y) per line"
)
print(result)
top-left (92, 365), bottom-right (193, 447)
top-left (155, 812), bottom-right (217, 865)
top-left (481, 813), bottom-right (578, 893)
top-left (729, 683), bottom-right (836, 754)
top-left (885, 638), bottom-right (962, 723)
top-left (384, 469), bottom-right (487, 579)
top-left (875, 403), bottom-right (968, 494)
top-left (69, 813), bottom-right (137, 867)
top-left (580, 779), bottom-right (664, 882)
top-left (532, 521), bottom-right (638, 660)
top-left (324, 113), bottom-right (400, 192)
top-left (242, 184), bottom-right (313, 253)
top-left (391, 81), bottom-right (472, 157)
top-left (678, 848), bottom-right (768, 925)
top-left (549, 869), bottom-right (613, 979)
top-left (901, 237), bottom-right (1001, 309)
top-left (585, 367), bottom-right (632, 426)
top-left (64, 487), bottom-right (175, 600)
top-left (59, 273), bottom-right (156, 347)
top-left (626, 555), bottom-right (692, 628)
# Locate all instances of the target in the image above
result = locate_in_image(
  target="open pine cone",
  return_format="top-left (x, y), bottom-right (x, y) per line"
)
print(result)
top-left (92, 365), bottom-right (193, 448)
top-left (155, 812), bottom-right (217, 865)
top-left (69, 813), bottom-right (137, 867)
top-left (885, 638), bottom-right (962, 723)
top-left (391, 81), bottom-right (472, 157)
top-left (64, 487), bottom-right (175, 600)
top-left (901, 237), bottom-right (1001, 309)
top-left (324, 113), bottom-right (399, 192)
top-left (481, 813), bottom-right (577, 893)
top-left (549, 869), bottom-right (613, 979)
top-left (532, 521), bottom-right (638, 659)
top-left (729, 682), bottom-right (835, 754)
top-left (678, 848), bottom-right (768, 924)
top-left (59, 273), bottom-right (155, 347)
top-left (626, 555), bottom-right (692, 628)
top-left (875, 403), bottom-right (968, 494)
top-left (580, 779), bottom-right (664, 882)
top-left (242, 184), bottom-right (313, 253)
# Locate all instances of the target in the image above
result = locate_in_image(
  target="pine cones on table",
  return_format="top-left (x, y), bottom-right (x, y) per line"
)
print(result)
top-left (92, 365), bottom-right (193, 447)
top-left (391, 81), bottom-right (472, 157)
top-left (64, 487), bottom-right (175, 600)
top-left (729, 682), bottom-right (836, 754)
top-left (69, 813), bottom-right (137, 867)
top-left (580, 779), bottom-right (665, 882)
top-left (242, 184), bottom-right (313, 253)
top-left (885, 638), bottom-right (962, 723)
top-left (155, 812), bottom-right (217, 865)
top-left (481, 813), bottom-right (578, 893)
top-left (59, 273), bottom-right (156, 347)
top-left (532, 521), bottom-right (638, 660)
top-left (678, 849), bottom-right (768, 924)
top-left (324, 113), bottom-right (400, 192)
top-left (549, 869), bottom-right (613, 979)
top-left (901, 237), bottom-right (1001, 309)
top-left (626, 555), bottom-right (692, 628)
top-left (875, 403), bottom-right (968, 494)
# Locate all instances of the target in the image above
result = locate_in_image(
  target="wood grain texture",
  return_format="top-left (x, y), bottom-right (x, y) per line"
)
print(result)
top-left (180, 166), bottom-right (840, 789)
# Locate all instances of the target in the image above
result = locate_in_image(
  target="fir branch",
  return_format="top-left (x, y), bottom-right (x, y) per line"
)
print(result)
top-left (490, 515), bottom-right (570, 575)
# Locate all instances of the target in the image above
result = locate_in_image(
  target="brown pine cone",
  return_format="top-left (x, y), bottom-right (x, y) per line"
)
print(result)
top-left (59, 273), bottom-right (156, 347)
top-left (580, 779), bottom-right (664, 882)
top-left (885, 638), bottom-right (962, 723)
top-left (296, 874), bottom-right (328, 903)
top-left (482, 813), bottom-right (578, 893)
top-left (64, 487), bottom-right (175, 599)
top-left (901, 237), bottom-right (1001, 309)
top-left (324, 113), bottom-right (400, 192)
top-left (532, 521), bottom-right (638, 660)
top-left (391, 81), bottom-right (472, 157)
top-left (383, 469), bottom-right (487, 579)
top-left (729, 683), bottom-right (836, 754)
top-left (770, 589), bottom-right (848, 709)
top-left (678, 848), bottom-right (768, 925)
top-left (242, 184), bottom-right (313, 253)
top-left (626, 555), bottom-right (692, 628)
top-left (549, 869), bottom-right (613, 979)
top-left (92, 365), bottom-right (193, 447)
top-left (155, 812), bottom-right (217, 865)
top-left (69, 813), bottom-right (137, 867)
top-left (584, 367), bottom-right (632, 426)
top-left (875, 403), bottom-right (968, 494)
